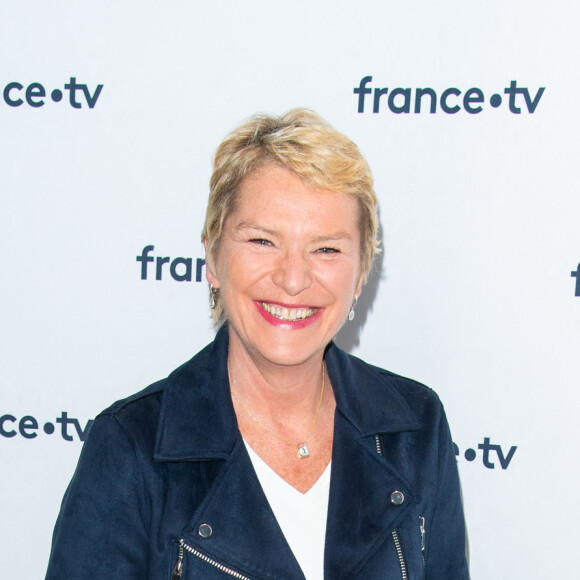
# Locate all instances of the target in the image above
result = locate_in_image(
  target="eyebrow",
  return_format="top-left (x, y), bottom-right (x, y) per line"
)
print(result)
top-left (235, 222), bottom-right (353, 242)
top-left (311, 232), bottom-right (353, 242)
top-left (235, 222), bottom-right (278, 236)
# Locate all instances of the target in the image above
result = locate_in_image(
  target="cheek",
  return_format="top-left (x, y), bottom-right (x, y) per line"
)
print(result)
top-left (318, 262), bottom-right (359, 298)
top-left (219, 249), bottom-right (273, 294)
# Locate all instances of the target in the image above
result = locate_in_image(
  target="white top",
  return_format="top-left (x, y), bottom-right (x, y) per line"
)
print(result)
top-left (244, 440), bottom-right (331, 580)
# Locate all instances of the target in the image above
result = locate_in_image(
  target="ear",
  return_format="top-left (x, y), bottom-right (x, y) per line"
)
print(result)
top-left (203, 238), bottom-right (221, 288)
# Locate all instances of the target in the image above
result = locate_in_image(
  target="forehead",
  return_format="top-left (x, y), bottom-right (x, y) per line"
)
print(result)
top-left (230, 165), bottom-right (360, 232)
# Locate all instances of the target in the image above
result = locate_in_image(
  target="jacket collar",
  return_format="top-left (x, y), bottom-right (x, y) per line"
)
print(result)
top-left (154, 325), bottom-right (421, 461)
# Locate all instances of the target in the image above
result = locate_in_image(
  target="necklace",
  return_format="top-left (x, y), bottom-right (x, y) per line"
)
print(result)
top-left (230, 362), bottom-right (326, 459)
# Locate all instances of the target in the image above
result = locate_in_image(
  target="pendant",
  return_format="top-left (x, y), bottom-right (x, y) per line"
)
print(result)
top-left (297, 443), bottom-right (310, 458)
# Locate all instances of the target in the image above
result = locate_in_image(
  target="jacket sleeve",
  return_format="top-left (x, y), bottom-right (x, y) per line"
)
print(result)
top-left (45, 413), bottom-right (150, 579)
top-left (425, 408), bottom-right (470, 579)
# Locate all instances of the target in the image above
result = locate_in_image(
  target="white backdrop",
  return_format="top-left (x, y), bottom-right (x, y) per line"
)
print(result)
top-left (1, 1), bottom-right (579, 578)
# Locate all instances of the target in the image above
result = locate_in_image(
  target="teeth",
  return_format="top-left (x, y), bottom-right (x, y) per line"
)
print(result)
top-left (262, 302), bottom-right (315, 321)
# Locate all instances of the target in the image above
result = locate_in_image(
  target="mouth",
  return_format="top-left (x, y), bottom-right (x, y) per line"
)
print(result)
top-left (260, 302), bottom-right (317, 322)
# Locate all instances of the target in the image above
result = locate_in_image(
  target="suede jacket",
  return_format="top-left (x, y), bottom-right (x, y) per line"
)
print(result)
top-left (46, 326), bottom-right (469, 579)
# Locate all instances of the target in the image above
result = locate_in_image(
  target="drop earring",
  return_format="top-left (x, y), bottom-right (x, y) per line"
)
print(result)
top-left (209, 284), bottom-right (218, 309)
top-left (348, 295), bottom-right (358, 321)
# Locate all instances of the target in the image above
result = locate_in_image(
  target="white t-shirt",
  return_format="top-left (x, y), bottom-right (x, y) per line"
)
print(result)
top-left (244, 441), bottom-right (331, 580)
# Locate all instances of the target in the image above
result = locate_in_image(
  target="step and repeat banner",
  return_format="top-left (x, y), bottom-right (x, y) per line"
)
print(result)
top-left (1, 1), bottom-right (579, 578)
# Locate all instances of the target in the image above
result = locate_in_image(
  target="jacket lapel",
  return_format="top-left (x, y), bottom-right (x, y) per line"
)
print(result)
top-left (325, 413), bottom-right (414, 579)
top-left (153, 327), bottom-right (238, 461)
top-left (180, 437), bottom-right (305, 580)
top-left (323, 345), bottom-right (422, 579)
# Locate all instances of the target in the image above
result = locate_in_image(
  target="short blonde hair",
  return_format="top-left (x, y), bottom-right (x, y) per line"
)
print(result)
top-left (201, 108), bottom-right (380, 323)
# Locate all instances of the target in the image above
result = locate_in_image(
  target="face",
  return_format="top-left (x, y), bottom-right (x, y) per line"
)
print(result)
top-left (206, 164), bottom-right (362, 369)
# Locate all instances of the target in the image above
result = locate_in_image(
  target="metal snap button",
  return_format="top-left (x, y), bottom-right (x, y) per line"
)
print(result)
top-left (390, 490), bottom-right (405, 506)
top-left (198, 523), bottom-right (213, 538)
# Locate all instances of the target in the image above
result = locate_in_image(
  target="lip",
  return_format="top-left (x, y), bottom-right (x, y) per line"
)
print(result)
top-left (254, 300), bottom-right (322, 330)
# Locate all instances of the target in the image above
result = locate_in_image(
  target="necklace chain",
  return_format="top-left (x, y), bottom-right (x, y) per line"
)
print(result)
top-left (231, 362), bottom-right (326, 458)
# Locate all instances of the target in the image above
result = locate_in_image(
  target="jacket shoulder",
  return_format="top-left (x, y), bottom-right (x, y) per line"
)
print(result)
top-left (345, 347), bottom-right (441, 401)
top-left (100, 378), bottom-right (164, 415)
top-left (368, 360), bottom-right (441, 405)
top-left (328, 343), bottom-right (445, 435)
top-left (97, 339), bottom-right (217, 420)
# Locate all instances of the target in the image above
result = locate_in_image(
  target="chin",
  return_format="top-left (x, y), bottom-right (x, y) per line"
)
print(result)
top-left (252, 332), bottom-right (330, 368)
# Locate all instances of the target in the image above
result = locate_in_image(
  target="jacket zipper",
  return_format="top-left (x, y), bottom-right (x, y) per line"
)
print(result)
top-left (391, 529), bottom-right (408, 580)
top-left (172, 542), bottom-right (184, 580)
top-left (374, 433), bottom-right (383, 456)
top-left (419, 516), bottom-right (426, 568)
top-left (173, 539), bottom-right (252, 580)
top-left (376, 434), bottom-right (422, 579)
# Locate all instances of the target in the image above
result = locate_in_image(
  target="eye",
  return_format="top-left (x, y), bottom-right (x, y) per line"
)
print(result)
top-left (249, 238), bottom-right (273, 246)
top-left (316, 247), bottom-right (340, 254)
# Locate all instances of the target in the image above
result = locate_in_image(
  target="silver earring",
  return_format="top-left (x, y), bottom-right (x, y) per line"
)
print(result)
top-left (348, 296), bottom-right (358, 321)
top-left (209, 284), bottom-right (218, 309)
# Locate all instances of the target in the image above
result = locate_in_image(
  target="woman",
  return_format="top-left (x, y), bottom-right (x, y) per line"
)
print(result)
top-left (47, 109), bottom-right (469, 579)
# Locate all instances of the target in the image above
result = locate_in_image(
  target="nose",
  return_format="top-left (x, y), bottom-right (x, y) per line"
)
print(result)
top-left (271, 249), bottom-right (313, 296)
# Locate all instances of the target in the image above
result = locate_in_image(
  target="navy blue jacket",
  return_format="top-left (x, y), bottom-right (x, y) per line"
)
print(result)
top-left (46, 327), bottom-right (469, 579)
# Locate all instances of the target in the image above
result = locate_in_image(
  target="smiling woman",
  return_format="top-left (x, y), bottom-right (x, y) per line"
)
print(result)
top-left (46, 109), bottom-right (469, 580)
top-left (210, 166), bottom-right (362, 367)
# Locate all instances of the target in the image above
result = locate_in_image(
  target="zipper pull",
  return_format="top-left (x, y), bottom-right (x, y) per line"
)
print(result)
top-left (419, 516), bottom-right (426, 553)
top-left (172, 541), bottom-right (184, 580)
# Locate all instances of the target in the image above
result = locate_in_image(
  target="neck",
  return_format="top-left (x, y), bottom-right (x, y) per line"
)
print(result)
top-left (226, 334), bottom-right (326, 421)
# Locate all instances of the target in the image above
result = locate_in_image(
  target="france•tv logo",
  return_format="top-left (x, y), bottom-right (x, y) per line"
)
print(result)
top-left (354, 76), bottom-right (545, 115)
top-left (0, 412), bottom-right (93, 442)
top-left (2, 77), bottom-right (103, 108)
top-left (454, 438), bottom-right (517, 470)
top-left (571, 263), bottom-right (580, 296)
top-left (137, 245), bottom-right (206, 282)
